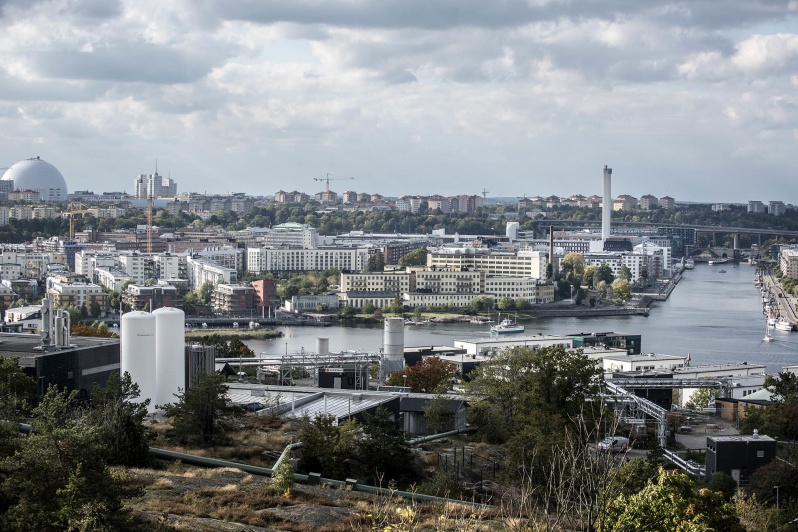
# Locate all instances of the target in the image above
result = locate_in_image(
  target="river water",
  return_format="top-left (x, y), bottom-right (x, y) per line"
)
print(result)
top-left (245, 264), bottom-right (797, 374)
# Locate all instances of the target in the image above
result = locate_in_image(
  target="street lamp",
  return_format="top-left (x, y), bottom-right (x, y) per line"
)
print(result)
top-left (570, 285), bottom-right (574, 304)
top-left (774, 485), bottom-right (779, 510)
top-left (402, 374), bottom-right (407, 389)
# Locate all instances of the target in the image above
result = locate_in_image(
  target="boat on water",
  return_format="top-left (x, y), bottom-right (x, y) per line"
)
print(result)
top-left (718, 269), bottom-right (727, 274)
top-left (490, 315), bottom-right (525, 334)
top-left (684, 258), bottom-right (695, 270)
top-left (775, 318), bottom-right (793, 332)
top-left (708, 258), bottom-right (730, 265)
top-left (768, 316), bottom-right (777, 327)
top-left (405, 319), bottom-right (431, 325)
top-left (764, 321), bottom-right (773, 342)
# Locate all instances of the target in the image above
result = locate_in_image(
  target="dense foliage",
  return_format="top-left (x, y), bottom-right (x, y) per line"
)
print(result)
top-left (159, 372), bottom-right (244, 445)
top-left (385, 356), bottom-right (456, 393)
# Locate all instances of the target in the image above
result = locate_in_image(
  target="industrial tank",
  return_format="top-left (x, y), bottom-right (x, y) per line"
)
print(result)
top-left (121, 311), bottom-right (157, 412)
top-left (383, 317), bottom-right (404, 375)
top-left (316, 337), bottom-right (329, 355)
top-left (153, 307), bottom-right (185, 407)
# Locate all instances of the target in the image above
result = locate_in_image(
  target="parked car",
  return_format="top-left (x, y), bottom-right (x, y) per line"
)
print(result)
top-left (240, 402), bottom-right (265, 413)
top-left (598, 436), bottom-right (630, 452)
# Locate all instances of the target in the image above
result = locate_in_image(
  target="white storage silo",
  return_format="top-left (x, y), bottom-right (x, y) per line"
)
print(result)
top-left (506, 221), bottom-right (519, 241)
top-left (383, 317), bottom-right (404, 375)
top-left (316, 337), bottom-right (329, 355)
top-left (153, 307), bottom-right (186, 408)
top-left (121, 311), bottom-right (157, 413)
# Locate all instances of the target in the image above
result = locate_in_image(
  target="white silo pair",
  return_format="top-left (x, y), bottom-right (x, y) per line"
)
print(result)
top-left (120, 308), bottom-right (186, 413)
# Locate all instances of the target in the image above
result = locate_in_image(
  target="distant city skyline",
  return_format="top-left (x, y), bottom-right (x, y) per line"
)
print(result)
top-left (0, 1), bottom-right (796, 202)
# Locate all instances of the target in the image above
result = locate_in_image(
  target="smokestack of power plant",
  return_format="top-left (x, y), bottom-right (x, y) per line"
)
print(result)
top-left (602, 165), bottom-right (612, 243)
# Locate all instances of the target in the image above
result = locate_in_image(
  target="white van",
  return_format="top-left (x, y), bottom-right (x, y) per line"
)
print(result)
top-left (598, 436), bottom-right (630, 452)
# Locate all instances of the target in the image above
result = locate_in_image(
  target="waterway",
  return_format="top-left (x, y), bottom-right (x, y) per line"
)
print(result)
top-left (244, 264), bottom-right (796, 374)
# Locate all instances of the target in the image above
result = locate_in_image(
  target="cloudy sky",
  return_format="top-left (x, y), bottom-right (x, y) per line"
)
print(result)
top-left (0, 0), bottom-right (796, 202)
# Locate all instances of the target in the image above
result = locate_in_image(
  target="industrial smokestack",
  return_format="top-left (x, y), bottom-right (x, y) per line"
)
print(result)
top-left (602, 165), bottom-right (612, 242)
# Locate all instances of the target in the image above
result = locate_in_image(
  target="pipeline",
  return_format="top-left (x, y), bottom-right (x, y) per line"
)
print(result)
top-left (408, 426), bottom-right (476, 446)
top-left (149, 446), bottom-right (492, 508)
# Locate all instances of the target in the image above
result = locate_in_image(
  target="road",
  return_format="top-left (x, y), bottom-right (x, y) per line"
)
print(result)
top-left (763, 272), bottom-right (798, 326)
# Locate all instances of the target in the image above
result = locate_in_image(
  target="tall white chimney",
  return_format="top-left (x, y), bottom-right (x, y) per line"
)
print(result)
top-left (602, 165), bottom-right (612, 243)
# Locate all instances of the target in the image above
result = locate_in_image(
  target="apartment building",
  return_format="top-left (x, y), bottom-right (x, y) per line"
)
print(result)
top-left (186, 257), bottom-right (237, 290)
top-left (427, 247), bottom-right (547, 279)
top-left (47, 281), bottom-right (108, 312)
top-left (123, 284), bottom-right (182, 311)
top-left (247, 247), bottom-right (366, 274)
top-left (212, 284), bottom-right (255, 315)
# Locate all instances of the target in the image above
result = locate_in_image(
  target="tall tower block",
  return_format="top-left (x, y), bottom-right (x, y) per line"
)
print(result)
top-left (602, 165), bottom-right (612, 242)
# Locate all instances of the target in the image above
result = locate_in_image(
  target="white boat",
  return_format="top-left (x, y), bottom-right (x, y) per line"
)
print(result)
top-left (684, 258), bottom-right (695, 270)
top-left (768, 316), bottom-right (777, 327)
top-left (708, 258), bottom-right (730, 265)
top-left (490, 316), bottom-right (525, 334)
top-left (405, 319), bottom-right (431, 325)
top-left (775, 318), bottom-right (793, 332)
top-left (764, 321), bottom-right (773, 342)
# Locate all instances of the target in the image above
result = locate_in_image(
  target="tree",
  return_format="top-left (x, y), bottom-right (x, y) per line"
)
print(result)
top-left (398, 248), bottom-right (428, 267)
top-left (605, 468), bottom-right (744, 532)
top-left (159, 372), bottom-right (244, 445)
top-left (365, 252), bottom-right (385, 272)
top-left (618, 265), bottom-right (633, 282)
top-left (88, 372), bottom-right (152, 466)
top-left (357, 407), bottom-right (413, 486)
top-left (467, 295), bottom-right (494, 313)
top-left (583, 265), bottom-right (598, 288)
top-left (386, 357), bottom-right (455, 393)
top-left (706, 472), bottom-right (739, 501)
top-left (497, 296), bottom-right (515, 310)
top-left (89, 301), bottom-right (102, 318)
top-left (466, 346), bottom-right (602, 468)
top-left (297, 414), bottom-right (358, 479)
top-left (595, 264), bottom-right (615, 286)
top-left (423, 395), bottom-right (453, 434)
top-left (0, 356), bottom-right (35, 421)
top-left (747, 460), bottom-right (798, 514)
top-left (612, 278), bottom-right (631, 302)
top-left (740, 372), bottom-right (798, 440)
top-left (198, 281), bottom-right (215, 304)
top-left (561, 252), bottom-right (586, 282)
top-left (514, 298), bottom-right (531, 311)
top-left (686, 387), bottom-right (718, 411)
top-left (1, 386), bottom-right (130, 531)
top-left (362, 300), bottom-right (376, 314)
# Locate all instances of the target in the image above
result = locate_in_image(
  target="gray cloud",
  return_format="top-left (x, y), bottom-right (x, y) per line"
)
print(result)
top-left (31, 43), bottom-right (222, 84)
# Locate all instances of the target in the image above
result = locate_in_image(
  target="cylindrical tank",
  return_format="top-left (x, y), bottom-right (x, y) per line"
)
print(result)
top-left (383, 318), bottom-right (404, 375)
top-left (153, 307), bottom-right (186, 408)
top-left (506, 221), bottom-right (519, 241)
top-left (316, 337), bottom-right (329, 355)
top-left (121, 311), bottom-right (157, 412)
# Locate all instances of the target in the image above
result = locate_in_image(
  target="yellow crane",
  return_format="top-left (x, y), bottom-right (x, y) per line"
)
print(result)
top-left (147, 194), bottom-right (153, 253)
top-left (63, 202), bottom-right (90, 240)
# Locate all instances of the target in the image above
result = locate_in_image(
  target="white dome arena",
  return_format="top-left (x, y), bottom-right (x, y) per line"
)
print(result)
top-left (1, 156), bottom-right (68, 202)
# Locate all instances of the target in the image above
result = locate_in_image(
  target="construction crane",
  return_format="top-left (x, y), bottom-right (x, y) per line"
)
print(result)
top-left (482, 188), bottom-right (489, 200)
top-left (64, 202), bottom-right (90, 240)
top-left (313, 173), bottom-right (354, 192)
top-left (147, 193), bottom-right (153, 253)
top-left (313, 173), bottom-right (354, 204)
